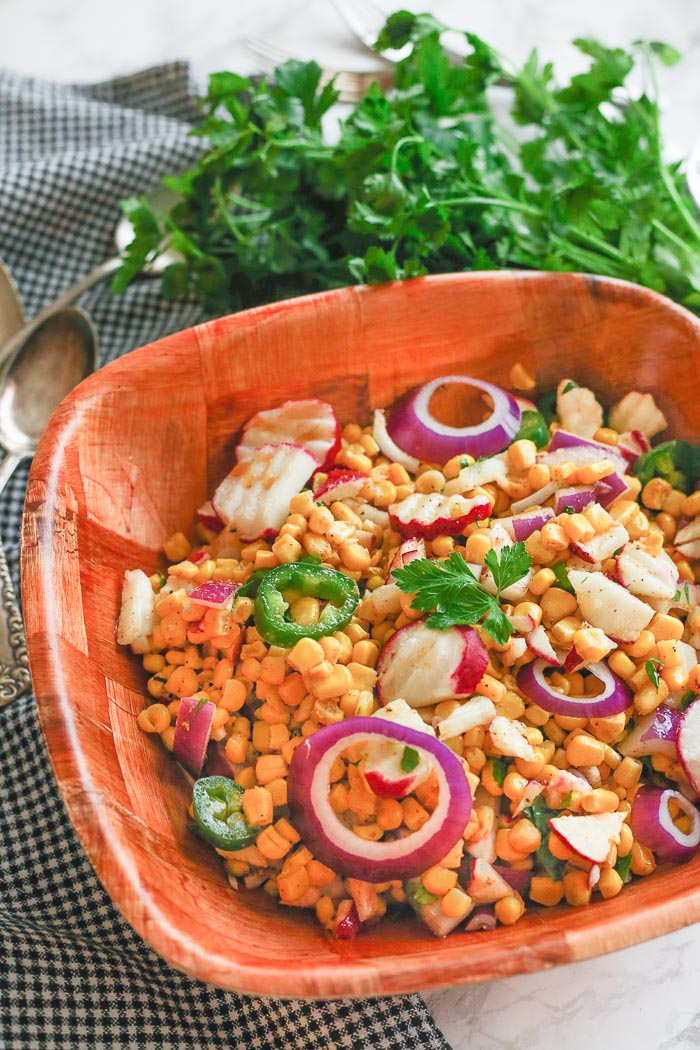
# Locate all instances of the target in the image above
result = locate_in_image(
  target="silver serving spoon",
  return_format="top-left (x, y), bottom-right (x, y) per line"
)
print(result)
top-left (0, 257), bottom-right (24, 349)
top-left (17, 187), bottom-right (180, 339)
top-left (0, 306), bottom-right (98, 708)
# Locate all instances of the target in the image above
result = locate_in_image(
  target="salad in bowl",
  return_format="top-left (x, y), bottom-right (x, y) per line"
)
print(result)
top-left (117, 367), bottom-right (700, 940)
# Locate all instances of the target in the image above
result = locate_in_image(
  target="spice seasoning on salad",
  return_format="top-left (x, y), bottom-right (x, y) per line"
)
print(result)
top-left (118, 372), bottom-right (700, 939)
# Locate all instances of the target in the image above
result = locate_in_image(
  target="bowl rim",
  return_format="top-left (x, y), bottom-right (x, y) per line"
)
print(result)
top-left (22, 270), bottom-right (700, 998)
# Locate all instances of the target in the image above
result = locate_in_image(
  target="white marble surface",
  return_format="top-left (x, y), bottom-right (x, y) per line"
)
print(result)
top-left (1, 1), bottom-right (700, 1046)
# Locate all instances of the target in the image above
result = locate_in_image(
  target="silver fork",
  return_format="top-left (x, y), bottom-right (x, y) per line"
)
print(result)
top-left (330, 0), bottom-right (464, 63)
top-left (246, 35), bottom-right (394, 104)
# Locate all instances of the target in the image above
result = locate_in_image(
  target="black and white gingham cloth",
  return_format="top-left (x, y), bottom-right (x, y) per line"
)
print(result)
top-left (0, 66), bottom-right (451, 1050)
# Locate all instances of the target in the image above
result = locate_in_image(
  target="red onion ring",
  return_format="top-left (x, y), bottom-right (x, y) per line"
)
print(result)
top-left (630, 786), bottom-right (700, 862)
top-left (546, 430), bottom-right (628, 473)
top-left (517, 658), bottom-right (631, 718)
top-left (620, 707), bottom-right (681, 760)
top-left (287, 717), bottom-right (472, 882)
top-left (385, 375), bottom-right (521, 464)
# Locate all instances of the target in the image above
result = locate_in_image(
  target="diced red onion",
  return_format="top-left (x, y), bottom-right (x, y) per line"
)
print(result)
top-left (630, 786), bottom-right (700, 862)
top-left (189, 579), bottom-right (240, 609)
top-left (197, 500), bottom-right (225, 533)
top-left (385, 375), bottom-right (521, 464)
top-left (677, 700), bottom-right (700, 792)
top-left (547, 430), bottom-right (628, 472)
top-left (555, 486), bottom-right (596, 515)
top-left (333, 901), bottom-right (361, 939)
top-left (173, 697), bottom-right (216, 776)
top-left (464, 906), bottom-right (497, 932)
top-left (517, 658), bottom-right (631, 718)
top-left (205, 741), bottom-right (238, 778)
top-left (595, 472), bottom-right (628, 507)
top-left (494, 865), bottom-right (532, 896)
top-left (619, 707), bottom-right (681, 759)
top-left (511, 508), bottom-right (554, 541)
top-left (288, 717), bottom-right (472, 881)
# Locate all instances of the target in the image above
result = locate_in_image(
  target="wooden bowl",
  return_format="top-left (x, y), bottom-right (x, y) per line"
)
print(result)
top-left (22, 272), bottom-right (700, 998)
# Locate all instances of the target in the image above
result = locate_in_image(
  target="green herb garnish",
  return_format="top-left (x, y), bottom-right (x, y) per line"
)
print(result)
top-left (408, 881), bottom-right (440, 906)
top-left (492, 756), bottom-right (509, 788)
top-left (561, 381), bottom-right (578, 394)
top-left (615, 854), bottom-right (633, 881)
top-left (112, 20), bottom-right (700, 319)
top-left (560, 790), bottom-right (574, 809)
top-left (645, 657), bottom-right (663, 690)
top-left (524, 796), bottom-right (564, 882)
top-left (551, 561), bottom-right (575, 594)
top-left (392, 545), bottom-right (532, 645)
top-left (401, 746), bottom-right (420, 773)
top-left (680, 691), bottom-right (697, 712)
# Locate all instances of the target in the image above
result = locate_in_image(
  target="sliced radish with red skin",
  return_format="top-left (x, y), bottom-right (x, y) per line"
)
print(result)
top-left (236, 398), bottom-right (340, 471)
top-left (314, 468), bottom-right (367, 504)
top-left (443, 455), bottom-right (508, 496)
top-left (616, 542), bottom-right (679, 602)
top-left (588, 864), bottom-right (601, 890)
top-left (388, 538), bottom-right (426, 580)
top-left (212, 442), bottom-right (319, 541)
top-left (288, 718), bottom-right (472, 881)
top-left (630, 786), bottom-right (700, 861)
top-left (512, 780), bottom-right (545, 816)
top-left (544, 768), bottom-right (592, 807)
top-left (385, 375), bottom-right (522, 463)
top-left (362, 700), bottom-right (436, 797)
top-left (549, 811), bottom-right (626, 863)
top-left (173, 697), bottom-right (216, 777)
top-left (526, 625), bottom-right (562, 666)
top-left (517, 658), bottom-right (631, 718)
top-left (372, 409), bottom-right (420, 475)
top-left (677, 701), bottom-right (700, 793)
top-left (466, 789), bottom-right (499, 863)
top-left (545, 429), bottom-right (628, 473)
top-left (189, 579), bottom-right (240, 609)
top-left (377, 622), bottom-right (488, 709)
top-left (333, 900), bottom-right (361, 939)
top-left (500, 636), bottom-right (528, 666)
top-left (570, 522), bottom-right (629, 564)
top-left (620, 707), bottom-right (681, 760)
top-left (616, 429), bottom-right (650, 463)
top-left (568, 569), bottom-right (654, 643)
top-left (412, 894), bottom-right (474, 937)
top-left (434, 696), bottom-right (496, 740)
top-left (197, 500), bottom-right (224, 532)
top-left (389, 491), bottom-right (491, 540)
top-left (467, 859), bottom-right (513, 903)
top-left (369, 583), bottom-right (403, 617)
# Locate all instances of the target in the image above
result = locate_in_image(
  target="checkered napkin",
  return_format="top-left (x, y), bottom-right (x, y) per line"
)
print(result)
top-left (0, 65), bottom-right (452, 1050)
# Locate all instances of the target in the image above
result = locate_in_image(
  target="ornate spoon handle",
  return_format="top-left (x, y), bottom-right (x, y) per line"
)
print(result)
top-left (0, 538), bottom-right (31, 708)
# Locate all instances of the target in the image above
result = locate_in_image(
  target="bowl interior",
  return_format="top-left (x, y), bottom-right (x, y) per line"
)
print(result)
top-left (22, 271), bottom-right (700, 997)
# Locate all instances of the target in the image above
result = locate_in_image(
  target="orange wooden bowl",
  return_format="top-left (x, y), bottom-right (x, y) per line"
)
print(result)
top-left (22, 271), bottom-right (700, 998)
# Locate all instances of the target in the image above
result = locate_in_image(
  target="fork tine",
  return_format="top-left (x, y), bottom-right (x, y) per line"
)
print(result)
top-left (245, 35), bottom-right (292, 67)
top-left (330, 0), bottom-right (386, 50)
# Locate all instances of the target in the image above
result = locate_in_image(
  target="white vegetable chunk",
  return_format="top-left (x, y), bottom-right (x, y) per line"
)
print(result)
top-left (117, 569), bottom-right (155, 646)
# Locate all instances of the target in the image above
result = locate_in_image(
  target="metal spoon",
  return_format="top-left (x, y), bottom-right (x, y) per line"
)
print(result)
top-left (0, 256), bottom-right (25, 349)
top-left (16, 186), bottom-right (180, 340)
top-left (0, 306), bottom-right (98, 708)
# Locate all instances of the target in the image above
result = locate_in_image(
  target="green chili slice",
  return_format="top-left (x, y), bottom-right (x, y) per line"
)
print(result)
top-left (192, 776), bottom-right (257, 851)
top-left (515, 409), bottom-right (549, 449)
top-left (254, 562), bottom-right (360, 647)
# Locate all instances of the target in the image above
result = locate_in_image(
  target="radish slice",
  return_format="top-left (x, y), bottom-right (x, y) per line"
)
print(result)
top-left (630, 786), bottom-right (700, 861)
top-left (488, 716), bottom-right (537, 761)
top-left (117, 569), bottom-right (155, 646)
top-left (288, 717), bottom-right (472, 881)
top-left (385, 375), bottom-right (521, 463)
top-left (549, 811), bottom-right (626, 863)
top-left (677, 701), bottom-right (700, 792)
top-left (173, 697), bottom-right (216, 776)
top-left (526, 625), bottom-right (562, 666)
top-left (389, 491), bottom-right (491, 540)
top-left (314, 468), bottom-right (367, 504)
top-left (620, 707), bottom-right (681, 759)
top-left (467, 788), bottom-right (499, 863)
top-left (197, 500), bottom-right (225, 532)
top-left (545, 768), bottom-right (593, 807)
top-left (373, 409), bottom-right (420, 474)
top-left (568, 570), bottom-right (654, 643)
top-left (517, 658), bottom-right (631, 718)
top-left (189, 579), bottom-right (240, 609)
top-left (443, 455), bottom-right (508, 496)
top-left (377, 622), bottom-right (488, 709)
top-left (333, 901), bottom-right (361, 939)
top-left (212, 442), bottom-right (319, 541)
top-left (616, 542), bottom-right (679, 602)
top-left (467, 858), bottom-right (513, 903)
top-left (363, 700), bottom-right (436, 798)
top-left (411, 894), bottom-right (474, 937)
top-left (388, 537), bottom-right (426, 579)
top-left (236, 398), bottom-right (340, 471)
top-left (617, 429), bottom-right (650, 464)
top-left (512, 780), bottom-right (545, 816)
top-left (369, 583), bottom-right (403, 617)
top-left (570, 522), bottom-right (629, 564)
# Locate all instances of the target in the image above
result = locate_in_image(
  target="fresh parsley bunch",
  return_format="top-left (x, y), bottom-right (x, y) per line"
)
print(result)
top-left (113, 12), bottom-right (700, 316)
top-left (392, 544), bottom-right (533, 645)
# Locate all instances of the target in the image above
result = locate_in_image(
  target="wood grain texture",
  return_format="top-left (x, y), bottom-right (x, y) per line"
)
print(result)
top-left (21, 271), bottom-right (700, 998)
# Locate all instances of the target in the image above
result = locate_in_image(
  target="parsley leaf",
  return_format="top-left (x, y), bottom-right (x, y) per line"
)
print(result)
top-left (524, 796), bottom-right (564, 882)
top-left (392, 545), bottom-right (532, 646)
top-left (492, 756), bottom-right (508, 787)
top-left (401, 746), bottom-right (420, 773)
top-left (680, 691), bottom-right (697, 712)
top-left (615, 853), bottom-right (633, 881)
top-left (551, 561), bottom-right (575, 594)
top-left (645, 658), bottom-right (663, 690)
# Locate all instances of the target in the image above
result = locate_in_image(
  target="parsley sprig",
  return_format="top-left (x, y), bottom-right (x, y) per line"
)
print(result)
top-left (392, 544), bottom-right (532, 645)
top-left (112, 15), bottom-right (700, 318)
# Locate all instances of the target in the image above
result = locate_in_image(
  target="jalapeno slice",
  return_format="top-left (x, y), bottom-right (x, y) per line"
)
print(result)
top-left (254, 562), bottom-right (360, 647)
top-left (192, 776), bottom-right (257, 851)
